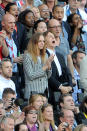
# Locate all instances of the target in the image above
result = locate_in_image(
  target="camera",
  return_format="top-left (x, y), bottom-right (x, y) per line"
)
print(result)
top-left (63, 122), bottom-right (69, 127)
top-left (5, 98), bottom-right (24, 110)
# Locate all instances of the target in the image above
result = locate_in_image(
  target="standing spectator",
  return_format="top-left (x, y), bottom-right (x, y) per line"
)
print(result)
top-left (23, 32), bottom-right (54, 99)
top-left (0, 58), bottom-right (16, 99)
top-left (78, 0), bottom-right (87, 32)
top-left (0, 30), bottom-right (9, 60)
top-left (0, 0), bottom-right (13, 22)
top-left (42, 0), bottom-right (58, 18)
top-left (33, 19), bottom-right (47, 33)
top-left (52, 5), bottom-right (71, 42)
top-left (72, 50), bottom-right (86, 103)
top-left (18, 9), bottom-right (34, 46)
top-left (67, 13), bottom-right (87, 54)
top-left (44, 31), bottom-right (72, 108)
top-left (80, 55), bottom-right (87, 96)
top-left (38, 4), bottom-right (50, 22)
top-left (31, 6), bottom-right (41, 22)
top-left (1, 14), bottom-right (23, 97)
top-left (63, 0), bottom-right (81, 21)
top-left (48, 19), bottom-right (75, 85)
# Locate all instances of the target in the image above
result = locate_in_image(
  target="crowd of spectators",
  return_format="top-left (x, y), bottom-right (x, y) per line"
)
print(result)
top-left (0, 0), bottom-right (87, 130)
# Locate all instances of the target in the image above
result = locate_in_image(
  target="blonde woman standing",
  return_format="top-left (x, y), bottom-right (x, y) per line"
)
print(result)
top-left (23, 33), bottom-right (54, 99)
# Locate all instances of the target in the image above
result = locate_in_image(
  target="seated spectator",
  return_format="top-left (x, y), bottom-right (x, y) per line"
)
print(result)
top-left (23, 32), bottom-right (54, 99)
top-left (2, 88), bottom-right (25, 125)
top-left (0, 115), bottom-right (15, 131)
top-left (58, 94), bottom-right (84, 126)
top-left (79, 96), bottom-right (87, 123)
top-left (2, 88), bottom-right (16, 113)
top-left (29, 94), bottom-right (43, 110)
top-left (15, 123), bottom-right (28, 131)
top-left (39, 93), bottom-right (48, 105)
top-left (67, 13), bottom-right (87, 53)
top-left (74, 124), bottom-right (87, 131)
top-left (38, 4), bottom-right (50, 22)
top-left (0, 58), bottom-right (16, 99)
top-left (72, 50), bottom-right (86, 104)
top-left (39, 103), bottom-right (57, 131)
top-left (44, 31), bottom-right (72, 108)
top-left (23, 105), bottom-right (44, 131)
top-left (59, 109), bottom-right (74, 131)
top-left (31, 6), bottom-right (41, 22)
top-left (33, 19), bottom-right (47, 33)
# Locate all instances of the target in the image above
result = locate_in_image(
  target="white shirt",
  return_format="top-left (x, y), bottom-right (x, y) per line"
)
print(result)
top-left (78, 8), bottom-right (87, 32)
top-left (0, 75), bottom-right (16, 99)
top-left (47, 49), bottom-right (62, 76)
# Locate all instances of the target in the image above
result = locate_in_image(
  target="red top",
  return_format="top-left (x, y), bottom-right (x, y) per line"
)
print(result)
top-left (0, 3), bottom-right (5, 9)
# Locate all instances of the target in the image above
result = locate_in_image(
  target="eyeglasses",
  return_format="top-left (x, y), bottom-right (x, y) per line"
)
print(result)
top-left (41, 9), bottom-right (49, 12)
top-left (28, 110), bottom-right (38, 114)
top-left (49, 25), bottom-right (61, 29)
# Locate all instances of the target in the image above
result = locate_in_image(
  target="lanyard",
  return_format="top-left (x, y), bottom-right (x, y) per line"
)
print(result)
top-left (5, 39), bottom-right (14, 58)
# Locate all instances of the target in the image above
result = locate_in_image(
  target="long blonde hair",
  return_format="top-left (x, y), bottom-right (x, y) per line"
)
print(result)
top-left (27, 33), bottom-right (46, 63)
top-left (39, 103), bottom-right (57, 131)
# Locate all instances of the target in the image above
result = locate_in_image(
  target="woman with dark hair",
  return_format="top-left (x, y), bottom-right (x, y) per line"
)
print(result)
top-left (23, 32), bottom-right (54, 99)
top-left (18, 9), bottom-right (34, 46)
top-left (67, 13), bottom-right (87, 53)
top-left (22, 105), bottom-right (45, 131)
top-left (33, 19), bottom-right (47, 33)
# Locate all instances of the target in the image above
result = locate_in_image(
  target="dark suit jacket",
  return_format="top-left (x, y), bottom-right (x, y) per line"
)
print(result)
top-left (12, 22), bottom-right (27, 53)
top-left (46, 50), bottom-right (72, 105)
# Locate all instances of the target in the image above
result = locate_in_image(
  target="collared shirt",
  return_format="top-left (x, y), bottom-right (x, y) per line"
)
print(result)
top-left (47, 48), bottom-right (62, 76)
top-left (72, 68), bottom-right (82, 104)
top-left (55, 36), bottom-right (70, 65)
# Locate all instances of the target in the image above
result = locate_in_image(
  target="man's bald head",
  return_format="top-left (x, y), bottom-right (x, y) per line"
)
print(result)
top-left (48, 19), bottom-right (62, 37)
top-left (1, 14), bottom-right (15, 34)
top-left (2, 14), bottom-right (15, 23)
top-left (48, 18), bottom-right (60, 28)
